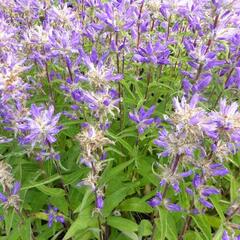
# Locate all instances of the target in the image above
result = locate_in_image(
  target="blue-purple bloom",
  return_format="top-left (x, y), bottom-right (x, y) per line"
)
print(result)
top-left (96, 1), bottom-right (136, 32)
top-left (96, 194), bottom-right (104, 209)
top-left (46, 205), bottom-right (64, 228)
top-left (129, 105), bottom-right (155, 134)
top-left (222, 231), bottom-right (230, 240)
top-left (164, 202), bottom-right (182, 212)
top-left (201, 187), bottom-right (220, 197)
top-left (199, 197), bottom-right (213, 209)
top-left (19, 104), bottom-right (62, 147)
top-left (0, 181), bottom-right (21, 210)
top-left (133, 41), bottom-right (170, 65)
top-left (148, 192), bottom-right (162, 208)
top-left (208, 163), bottom-right (229, 176)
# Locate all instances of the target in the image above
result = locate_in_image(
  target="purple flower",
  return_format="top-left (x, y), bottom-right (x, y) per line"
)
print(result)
top-left (129, 105), bottom-right (155, 134)
top-left (96, 2), bottom-right (136, 32)
top-left (199, 197), bottom-right (213, 209)
top-left (165, 202), bottom-right (182, 212)
top-left (191, 208), bottom-right (200, 215)
top-left (201, 187), bottom-right (220, 197)
top-left (148, 192), bottom-right (162, 208)
top-left (182, 79), bottom-right (192, 95)
top-left (213, 99), bottom-right (239, 130)
top-left (209, 163), bottom-right (229, 176)
top-left (171, 181), bottom-right (180, 193)
top-left (19, 104), bottom-right (62, 147)
top-left (82, 50), bottom-right (123, 89)
top-left (81, 89), bottom-right (120, 120)
top-left (46, 205), bottom-right (64, 228)
top-left (133, 41), bottom-right (170, 65)
top-left (180, 170), bottom-right (193, 178)
top-left (193, 174), bottom-right (203, 189)
top-left (0, 182), bottom-right (21, 209)
top-left (186, 187), bottom-right (194, 196)
top-left (12, 181), bottom-right (21, 195)
top-left (210, 98), bottom-right (240, 145)
top-left (96, 195), bottom-right (104, 209)
top-left (192, 74), bottom-right (212, 93)
top-left (0, 193), bottom-right (7, 203)
top-left (222, 231), bottom-right (230, 240)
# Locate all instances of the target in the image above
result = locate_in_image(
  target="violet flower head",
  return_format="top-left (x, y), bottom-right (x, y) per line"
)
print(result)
top-left (199, 197), bottom-right (213, 209)
top-left (96, 195), bottom-right (104, 209)
top-left (191, 174), bottom-right (219, 208)
top-left (82, 49), bottom-right (123, 90)
top-left (193, 174), bottom-right (203, 189)
top-left (0, 192), bottom-right (7, 203)
top-left (222, 231), bottom-right (230, 240)
top-left (96, 1), bottom-right (136, 32)
top-left (157, 166), bottom-right (192, 194)
top-left (96, 190), bottom-right (104, 210)
top-left (19, 104), bottom-right (62, 147)
top-left (148, 192), bottom-right (162, 208)
top-left (46, 205), bottom-right (64, 228)
top-left (133, 41), bottom-right (170, 65)
top-left (155, 94), bottom-right (217, 157)
top-left (201, 187), bottom-right (220, 197)
top-left (211, 98), bottom-right (240, 147)
top-left (164, 201), bottom-right (182, 212)
top-left (214, 98), bottom-right (240, 130)
top-left (82, 88), bottom-right (121, 121)
top-left (129, 105), bottom-right (155, 134)
top-left (0, 181), bottom-right (21, 210)
top-left (208, 163), bottom-right (229, 176)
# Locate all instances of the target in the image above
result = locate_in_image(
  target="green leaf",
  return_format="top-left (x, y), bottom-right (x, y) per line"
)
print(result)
top-left (51, 230), bottom-right (65, 240)
top-left (107, 132), bottom-right (133, 153)
top-left (206, 216), bottom-right (221, 229)
top-left (50, 195), bottom-right (69, 215)
top-left (166, 212), bottom-right (178, 240)
top-left (119, 197), bottom-right (152, 213)
top-left (18, 218), bottom-right (32, 240)
top-left (107, 216), bottom-right (138, 233)
top-left (155, 208), bottom-right (167, 240)
top-left (63, 168), bottom-right (89, 185)
top-left (138, 220), bottom-right (153, 237)
top-left (101, 159), bottom-right (134, 183)
top-left (64, 207), bottom-right (92, 240)
top-left (33, 212), bottom-right (48, 221)
top-left (21, 174), bottom-right (61, 190)
top-left (212, 225), bottom-right (224, 240)
top-left (230, 176), bottom-right (239, 202)
top-left (184, 231), bottom-right (204, 240)
top-left (105, 146), bottom-right (126, 157)
top-left (74, 189), bottom-right (94, 213)
top-left (209, 196), bottom-right (225, 221)
top-left (36, 185), bottom-right (65, 197)
top-left (5, 209), bottom-right (15, 236)
top-left (192, 215), bottom-right (212, 240)
top-left (103, 186), bottom-right (133, 217)
top-left (122, 232), bottom-right (139, 240)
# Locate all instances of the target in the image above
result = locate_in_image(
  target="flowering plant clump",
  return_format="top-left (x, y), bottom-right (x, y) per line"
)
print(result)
top-left (0, 0), bottom-right (240, 239)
